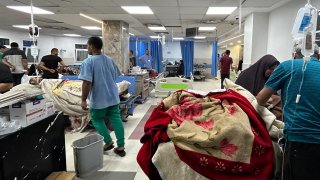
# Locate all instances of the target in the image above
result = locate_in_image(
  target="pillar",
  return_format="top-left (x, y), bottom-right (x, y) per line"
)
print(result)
top-left (243, 12), bottom-right (269, 69)
top-left (102, 20), bottom-right (129, 73)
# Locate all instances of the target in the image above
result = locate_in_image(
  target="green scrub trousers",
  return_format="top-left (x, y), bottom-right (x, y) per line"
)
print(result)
top-left (90, 104), bottom-right (125, 147)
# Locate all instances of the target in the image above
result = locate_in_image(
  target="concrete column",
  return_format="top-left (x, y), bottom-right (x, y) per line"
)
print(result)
top-left (102, 20), bottom-right (129, 73)
top-left (243, 12), bottom-right (269, 69)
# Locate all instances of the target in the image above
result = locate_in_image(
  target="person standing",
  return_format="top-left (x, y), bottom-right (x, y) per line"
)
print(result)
top-left (219, 50), bottom-right (233, 89)
top-left (0, 45), bottom-right (8, 62)
top-left (177, 59), bottom-right (184, 76)
top-left (139, 49), bottom-right (152, 69)
top-left (2, 42), bottom-right (28, 85)
top-left (79, 36), bottom-right (126, 157)
top-left (39, 48), bottom-right (66, 79)
top-left (237, 57), bottom-right (243, 74)
top-left (256, 57), bottom-right (320, 180)
top-left (129, 50), bottom-right (136, 68)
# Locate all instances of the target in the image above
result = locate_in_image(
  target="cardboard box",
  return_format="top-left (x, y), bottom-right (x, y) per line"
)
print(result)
top-left (46, 172), bottom-right (76, 180)
top-left (9, 99), bottom-right (46, 127)
top-left (45, 101), bottom-right (56, 117)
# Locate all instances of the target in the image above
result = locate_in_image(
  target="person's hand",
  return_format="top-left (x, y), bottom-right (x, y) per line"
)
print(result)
top-left (81, 101), bottom-right (89, 111)
top-left (11, 66), bottom-right (16, 71)
top-left (49, 69), bottom-right (56, 73)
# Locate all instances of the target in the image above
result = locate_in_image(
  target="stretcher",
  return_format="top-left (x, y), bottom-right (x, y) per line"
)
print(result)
top-left (155, 77), bottom-right (193, 98)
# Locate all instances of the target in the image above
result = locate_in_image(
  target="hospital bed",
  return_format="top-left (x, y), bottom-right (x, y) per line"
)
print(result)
top-left (155, 77), bottom-right (193, 98)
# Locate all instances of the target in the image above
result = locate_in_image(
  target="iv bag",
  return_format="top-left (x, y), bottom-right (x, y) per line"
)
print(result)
top-left (292, 4), bottom-right (312, 38)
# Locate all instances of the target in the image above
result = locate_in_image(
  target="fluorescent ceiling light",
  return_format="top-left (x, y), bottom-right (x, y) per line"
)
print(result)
top-left (129, 33), bottom-right (135, 36)
top-left (150, 36), bottom-right (160, 39)
top-left (100, 36), bottom-right (103, 38)
top-left (12, 25), bottom-right (42, 29)
top-left (173, 37), bottom-right (184, 40)
top-left (64, 34), bottom-right (81, 37)
top-left (199, 27), bottom-right (216, 31)
top-left (237, 40), bottom-right (242, 43)
top-left (148, 26), bottom-right (166, 31)
top-left (80, 13), bottom-right (102, 24)
top-left (206, 7), bottom-right (237, 15)
top-left (7, 6), bottom-right (54, 14)
top-left (121, 6), bottom-right (153, 14)
top-left (81, 26), bottom-right (101, 30)
top-left (194, 36), bottom-right (206, 39)
top-left (229, 43), bottom-right (234, 45)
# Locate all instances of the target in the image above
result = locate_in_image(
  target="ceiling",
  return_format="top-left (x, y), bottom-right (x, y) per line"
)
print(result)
top-left (0, 0), bottom-right (292, 39)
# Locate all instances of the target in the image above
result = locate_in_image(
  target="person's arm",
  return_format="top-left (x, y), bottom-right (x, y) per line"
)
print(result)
top-left (0, 83), bottom-right (13, 93)
top-left (2, 58), bottom-right (15, 70)
top-left (22, 58), bottom-right (28, 71)
top-left (39, 61), bottom-right (55, 73)
top-left (81, 80), bottom-right (91, 110)
top-left (78, 61), bottom-right (93, 110)
top-left (58, 60), bottom-right (66, 73)
top-left (256, 63), bottom-right (286, 106)
top-left (21, 51), bottom-right (28, 72)
top-left (256, 87), bottom-right (275, 106)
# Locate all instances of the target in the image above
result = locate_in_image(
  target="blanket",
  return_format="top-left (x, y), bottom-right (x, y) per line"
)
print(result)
top-left (137, 90), bottom-right (274, 180)
top-left (40, 79), bottom-right (131, 132)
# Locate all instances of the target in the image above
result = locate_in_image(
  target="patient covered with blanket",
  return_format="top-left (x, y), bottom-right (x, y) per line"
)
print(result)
top-left (137, 79), bottom-right (283, 180)
top-left (40, 79), bottom-right (131, 132)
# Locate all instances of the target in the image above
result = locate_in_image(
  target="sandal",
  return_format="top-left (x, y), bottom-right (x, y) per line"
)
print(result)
top-left (114, 147), bottom-right (126, 157)
top-left (103, 141), bottom-right (114, 151)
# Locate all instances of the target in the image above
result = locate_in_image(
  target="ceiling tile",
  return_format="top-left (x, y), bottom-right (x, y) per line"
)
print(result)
top-left (151, 7), bottom-right (179, 14)
top-left (133, 15), bottom-right (158, 20)
top-left (179, 7), bottom-right (207, 15)
top-left (92, 7), bottom-right (126, 14)
top-left (180, 14), bottom-right (204, 20)
top-left (81, 0), bottom-right (118, 6)
top-left (242, 0), bottom-right (280, 7)
top-left (178, 0), bottom-right (211, 7)
top-left (146, 0), bottom-right (178, 6)
top-left (111, 0), bottom-right (147, 6)
top-left (157, 14), bottom-right (180, 20)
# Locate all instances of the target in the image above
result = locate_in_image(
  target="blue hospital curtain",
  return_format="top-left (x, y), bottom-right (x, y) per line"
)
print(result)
top-left (129, 37), bottom-right (137, 57)
top-left (137, 41), bottom-right (148, 67)
top-left (180, 41), bottom-right (194, 77)
top-left (211, 41), bottom-right (218, 76)
top-left (150, 40), bottom-right (163, 72)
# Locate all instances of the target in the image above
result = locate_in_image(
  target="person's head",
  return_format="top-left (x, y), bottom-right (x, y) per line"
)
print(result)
top-left (0, 45), bottom-right (7, 52)
top-left (51, 48), bottom-right (59, 56)
top-left (10, 42), bottom-right (19, 48)
top-left (258, 55), bottom-right (280, 78)
top-left (293, 47), bottom-right (304, 59)
top-left (226, 50), bottom-right (230, 55)
top-left (87, 36), bottom-right (103, 55)
top-left (180, 59), bottom-right (183, 64)
top-left (129, 50), bottom-right (134, 56)
top-left (145, 49), bottom-right (149, 55)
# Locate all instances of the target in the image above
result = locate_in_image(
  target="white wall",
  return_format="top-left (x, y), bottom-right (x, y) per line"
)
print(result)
top-left (0, 28), bottom-right (87, 65)
top-left (243, 13), bottom-right (254, 69)
top-left (243, 12), bottom-right (269, 68)
top-left (267, 0), bottom-right (305, 61)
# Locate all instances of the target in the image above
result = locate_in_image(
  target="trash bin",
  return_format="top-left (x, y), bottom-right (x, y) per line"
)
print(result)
top-left (72, 134), bottom-right (104, 178)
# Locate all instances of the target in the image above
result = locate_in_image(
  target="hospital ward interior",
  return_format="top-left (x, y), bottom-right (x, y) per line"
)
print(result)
top-left (1, 0), bottom-right (320, 179)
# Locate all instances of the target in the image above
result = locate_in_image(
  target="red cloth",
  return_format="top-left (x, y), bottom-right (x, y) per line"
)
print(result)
top-left (136, 103), bottom-right (171, 180)
top-left (137, 90), bottom-right (274, 180)
top-left (220, 56), bottom-right (233, 74)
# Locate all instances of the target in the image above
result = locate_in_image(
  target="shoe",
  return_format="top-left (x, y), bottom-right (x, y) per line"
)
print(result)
top-left (114, 147), bottom-right (126, 157)
top-left (103, 141), bottom-right (114, 151)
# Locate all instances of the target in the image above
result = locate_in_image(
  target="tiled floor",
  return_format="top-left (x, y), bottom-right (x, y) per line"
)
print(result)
top-left (64, 78), bottom-right (222, 179)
